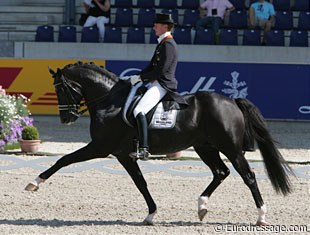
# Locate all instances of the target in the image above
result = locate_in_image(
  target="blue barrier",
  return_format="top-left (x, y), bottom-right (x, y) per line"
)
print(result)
top-left (106, 60), bottom-right (310, 120)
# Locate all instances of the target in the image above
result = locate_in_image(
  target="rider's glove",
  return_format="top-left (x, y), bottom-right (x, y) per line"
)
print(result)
top-left (130, 75), bottom-right (142, 85)
top-left (119, 76), bottom-right (130, 80)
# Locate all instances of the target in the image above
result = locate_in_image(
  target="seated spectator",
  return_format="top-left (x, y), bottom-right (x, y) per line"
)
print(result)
top-left (196, 0), bottom-right (235, 35)
top-left (83, 0), bottom-right (111, 42)
top-left (248, 0), bottom-right (275, 45)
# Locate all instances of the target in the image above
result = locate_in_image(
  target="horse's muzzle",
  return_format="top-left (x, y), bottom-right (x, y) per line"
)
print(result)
top-left (59, 111), bottom-right (79, 124)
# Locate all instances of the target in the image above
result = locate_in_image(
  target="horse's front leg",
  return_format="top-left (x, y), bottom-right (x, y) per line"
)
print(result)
top-left (117, 155), bottom-right (157, 225)
top-left (25, 142), bottom-right (109, 191)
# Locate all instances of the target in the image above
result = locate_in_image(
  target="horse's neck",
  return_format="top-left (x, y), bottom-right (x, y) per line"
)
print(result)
top-left (84, 79), bottom-right (131, 115)
top-left (76, 71), bottom-right (116, 101)
top-left (106, 80), bottom-right (131, 105)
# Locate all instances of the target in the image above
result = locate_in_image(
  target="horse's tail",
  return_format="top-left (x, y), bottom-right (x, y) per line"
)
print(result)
top-left (235, 98), bottom-right (293, 196)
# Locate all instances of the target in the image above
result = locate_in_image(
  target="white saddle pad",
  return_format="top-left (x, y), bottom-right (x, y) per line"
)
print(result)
top-left (122, 82), bottom-right (177, 129)
top-left (149, 102), bottom-right (177, 129)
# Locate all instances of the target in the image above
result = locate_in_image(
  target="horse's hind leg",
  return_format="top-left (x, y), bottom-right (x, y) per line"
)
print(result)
top-left (194, 145), bottom-right (230, 221)
top-left (117, 156), bottom-right (157, 225)
top-left (225, 151), bottom-right (267, 225)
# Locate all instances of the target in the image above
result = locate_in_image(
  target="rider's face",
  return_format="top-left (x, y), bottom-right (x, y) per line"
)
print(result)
top-left (153, 23), bottom-right (168, 36)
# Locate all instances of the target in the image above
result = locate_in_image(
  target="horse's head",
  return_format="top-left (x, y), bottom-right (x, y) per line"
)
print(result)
top-left (49, 66), bottom-right (83, 124)
top-left (49, 62), bottom-right (119, 124)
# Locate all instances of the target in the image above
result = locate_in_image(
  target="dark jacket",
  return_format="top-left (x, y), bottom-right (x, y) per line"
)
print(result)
top-left (140, 36), bottom-right (188, 109)
top-left (88, 0), bottom-right (110, 18)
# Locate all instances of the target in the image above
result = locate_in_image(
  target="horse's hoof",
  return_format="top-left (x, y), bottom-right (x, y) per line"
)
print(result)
top-left (256, 221), bottom-right (269, 226)
top-left (142, 219), bottom-right (154, 226)
top-left (25, 182), bottom-right (39, 192)
top-left (142, 211), bottom-right (156, 225)
top-left (198, 209), bottom-right (208, 221)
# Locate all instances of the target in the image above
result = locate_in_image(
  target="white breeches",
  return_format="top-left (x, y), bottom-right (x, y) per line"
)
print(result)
top-left (133, 81), bottom-right (167, 117)
top-left (84, 16), bottom-right (109, 41)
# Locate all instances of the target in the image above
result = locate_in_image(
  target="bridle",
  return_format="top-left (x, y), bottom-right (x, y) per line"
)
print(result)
top-left (54, 75), bottom-right (108, 117)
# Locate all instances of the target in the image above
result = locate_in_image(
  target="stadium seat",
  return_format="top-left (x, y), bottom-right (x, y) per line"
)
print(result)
top-left (242, 29), bottom-right (261, 46)
top-left (249, 0), bottom-right (256, 6)
top-left (274, 11), bottom-right (293, 30)
top-left (58, 25), bottom-right (76, 42)
top-left (194, 29), bottom-right (215, 45)
top-left (180, 0), bottom-right (200, 9)
top-left (161, 9), bottom-right (179, 25)
top-left (35, 25), bottom-right (54, 42)
top-left (297, 12), bottom-right (310, 30)
top-left (182, 9), bottom-right (199, 28)
top-left (104, 26), bottom-right (122, 43)
top-left (173, 27), bottom-right (191, 44)
top-left (114, 8), bottom-right (133, 27)
top-left (272, 0), bottom-right (290, 11)
top-left (220, 28), bottom-right (238, 45)
top-left (293, 0), bottom-right (310, 11)
top-left (229, 0), bottom-right (245, 10)
top-left (149, 29), bottom-right (157, 44)
top-left (137, 8), bottom-right (156, 27)
top-left (127, 27), bottom-right (145, 44)
top-left (114, 0), bottom-right (132, 8)
top-left (266, 30), bottom-right (284, 46)
top-left (289, 30), bottom-right (308, 47)
top-left (136, 0), bottom-right (155, 8)
top-left (158, 0), bottom-right (177, 9)
top-left (229, 10), bottom-right (248, 29)
top-left (81, 26), bottom-right (99, 43)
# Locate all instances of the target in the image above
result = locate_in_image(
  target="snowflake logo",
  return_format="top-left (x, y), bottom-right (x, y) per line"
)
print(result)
top-left (222, 71), bottom-right (248, 98)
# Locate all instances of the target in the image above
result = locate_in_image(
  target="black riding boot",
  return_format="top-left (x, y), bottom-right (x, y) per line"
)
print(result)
top-left (130, 112), bottom-right (149, 160)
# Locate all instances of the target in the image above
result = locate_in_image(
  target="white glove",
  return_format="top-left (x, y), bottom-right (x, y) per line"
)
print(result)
top-left (130, 75), bottom-right (142, 85)
top-left (119, 76), bottom-right (130, 80)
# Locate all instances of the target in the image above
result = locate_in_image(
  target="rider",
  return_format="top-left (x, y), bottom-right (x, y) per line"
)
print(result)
top-left (129, 13), bottom-right (188, 160)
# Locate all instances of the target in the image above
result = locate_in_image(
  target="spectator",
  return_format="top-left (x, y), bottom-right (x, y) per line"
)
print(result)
top-left (83, 0), bottom-right (111, 42)
top-left (248, 0), bottom-right (275, 45)
top-left (196, 0), bottom-right (235, 35)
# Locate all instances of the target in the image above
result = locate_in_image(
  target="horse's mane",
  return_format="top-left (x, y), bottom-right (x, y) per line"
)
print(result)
top-left (62, 61), bottom-right (119, 84)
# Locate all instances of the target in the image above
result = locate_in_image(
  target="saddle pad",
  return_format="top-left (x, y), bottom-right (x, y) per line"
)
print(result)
top-left (149, 102), bottom-right (177, 129)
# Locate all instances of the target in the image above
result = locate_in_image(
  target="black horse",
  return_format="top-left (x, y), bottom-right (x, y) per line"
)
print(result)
top-left (25, 62), bottom-right (292, 225)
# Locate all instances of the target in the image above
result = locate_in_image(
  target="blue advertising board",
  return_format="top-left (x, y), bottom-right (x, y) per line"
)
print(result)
top-left (106, 60), bottom-right (310, 120)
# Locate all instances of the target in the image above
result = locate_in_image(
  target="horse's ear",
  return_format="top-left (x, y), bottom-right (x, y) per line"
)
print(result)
top-left (48, 66), bottom-right (56, 76)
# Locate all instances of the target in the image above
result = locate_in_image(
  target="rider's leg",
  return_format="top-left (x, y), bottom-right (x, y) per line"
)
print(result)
top-left (134, 112), bottom-right (149, 158)
top-left (131, 81), bottom-right (167, 159)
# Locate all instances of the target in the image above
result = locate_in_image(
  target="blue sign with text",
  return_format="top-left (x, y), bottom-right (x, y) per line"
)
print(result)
top-left (106, 60), bottom-right (310, 120)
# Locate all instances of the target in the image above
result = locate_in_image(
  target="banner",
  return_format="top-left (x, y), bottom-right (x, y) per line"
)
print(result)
top-left (0, 59), bottom-right (104, 114)
top-left (106, 60), bottom-right (310, 120)
top-left (1, 59), bottom-right (309, 120)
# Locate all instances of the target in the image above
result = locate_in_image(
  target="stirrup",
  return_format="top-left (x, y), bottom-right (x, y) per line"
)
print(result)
top-left (129, 147), bottom-right (149, 160)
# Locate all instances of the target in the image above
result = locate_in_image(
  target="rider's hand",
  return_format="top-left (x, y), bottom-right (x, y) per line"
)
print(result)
top-left (130, 75), bottom-right (141, 85)
top-left (119, 76), bottom-right (130, 80)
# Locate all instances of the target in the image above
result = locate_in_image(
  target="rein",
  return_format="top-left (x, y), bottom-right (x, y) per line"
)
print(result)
top-left (80, 94), bottom-right (109, 114)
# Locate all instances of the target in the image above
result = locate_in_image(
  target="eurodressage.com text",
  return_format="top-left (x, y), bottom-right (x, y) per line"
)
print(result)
top-left (213, 224), bottom-right (308, 233)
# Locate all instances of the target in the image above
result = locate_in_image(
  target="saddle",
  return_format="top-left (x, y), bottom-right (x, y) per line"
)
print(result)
top-left (122, 83), bottom-right (178, 129)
